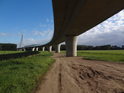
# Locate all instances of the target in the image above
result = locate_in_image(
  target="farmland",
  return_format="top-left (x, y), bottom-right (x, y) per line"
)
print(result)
top-left (77, 50), bottom-right (124, 62)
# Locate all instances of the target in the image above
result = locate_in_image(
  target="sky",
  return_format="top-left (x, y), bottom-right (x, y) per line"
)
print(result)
top-left (0, 0), bottom-right (124, 47)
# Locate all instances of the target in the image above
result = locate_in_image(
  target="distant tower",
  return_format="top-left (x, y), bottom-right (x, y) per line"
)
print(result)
top-left (19, 34), bottom-right (23, 48)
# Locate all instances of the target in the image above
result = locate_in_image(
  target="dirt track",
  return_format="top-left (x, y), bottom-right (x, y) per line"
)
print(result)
top-left (35, 53), bottom-right (124, 93)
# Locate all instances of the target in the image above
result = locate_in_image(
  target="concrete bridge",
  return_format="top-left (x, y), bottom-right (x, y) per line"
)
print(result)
top-left (30, 0), bottom-right (124, 56)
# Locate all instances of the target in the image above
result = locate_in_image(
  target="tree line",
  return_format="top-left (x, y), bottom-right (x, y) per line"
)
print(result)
top-left (61, 45), bottom-right (124, 50)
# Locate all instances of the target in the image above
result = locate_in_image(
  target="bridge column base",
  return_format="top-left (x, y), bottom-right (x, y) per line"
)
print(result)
top-left (42, 47), bottom-right (45, 51)
top-left (48, 46), bottom-right (52, 52)
top-left (36, 47), bottom-right (39, 51)
top-left (32, 47), bottom-right (35, 51)
top-left (65, 36), bottom-right (77, 57)
top-left (55, 44), bottom-right (61, 53)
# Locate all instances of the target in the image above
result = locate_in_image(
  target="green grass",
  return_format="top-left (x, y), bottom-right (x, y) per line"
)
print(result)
top-left (0, 51), bottom-right (23, 54)
top-left (0, 51), bottom-right (54, 93)
top-left (77, 50), bottom-right (124, 62)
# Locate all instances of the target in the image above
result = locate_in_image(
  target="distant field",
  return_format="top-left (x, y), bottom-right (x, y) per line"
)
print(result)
top-left (0, 51), bottom-right (54, 93)
top-left (0, 51), bottom-right (23, 54)
top-left (77, 50), bottom-right (124, 62)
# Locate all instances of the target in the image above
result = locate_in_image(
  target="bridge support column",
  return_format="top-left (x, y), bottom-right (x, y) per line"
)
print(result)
top-left (32, 47), bottom-right (35, 51)
top-left (65, 36), bottom-right (77, 57)
top-left (42, 47), bottom-right (45, 51)
top-left (36, 47), bottom-right (39, 51)
top-left (23, 48), bottom-right (26, 51)
top-left (55, 44), bottom-right (60, 53)
top-left (48, 46), bottom-right (52, 52)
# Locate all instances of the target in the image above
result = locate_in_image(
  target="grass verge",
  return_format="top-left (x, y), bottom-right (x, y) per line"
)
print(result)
top-left (77, 50), bottom-right (124, 62)
top-left (0, 51), bottom-right (55, 93)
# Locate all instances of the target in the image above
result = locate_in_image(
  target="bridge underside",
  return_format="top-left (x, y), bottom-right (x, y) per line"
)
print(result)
top-left (43, 0), bottom-right (124, 56)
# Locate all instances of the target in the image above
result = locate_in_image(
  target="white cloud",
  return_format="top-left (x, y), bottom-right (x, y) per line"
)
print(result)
top-left (22, 37), bottom-right (52, 47)
top-left (39, 24), bottom-right (47, 27)
top-left (0, 32), bottom-right (7, 36)
top-left (78, 9), bottom-right (124, 46)
top-left (19, 17), bottom-right (54, 47)
top-left (21, 29), bottom-right (54, 47)
top-left (39, 18), bottom-right (54, 29)
top-left (46, 18), bottom-right (54, 24)
top-left (32, 29), bottom-right (53, 37)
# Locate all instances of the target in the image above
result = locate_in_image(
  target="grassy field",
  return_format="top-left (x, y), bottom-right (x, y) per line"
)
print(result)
top-left (0, 51), bottom-right (54, 93)
top-left (77, 50), bottom-right (124, 62)
top-left (0, 51), bottom-right (23, 54)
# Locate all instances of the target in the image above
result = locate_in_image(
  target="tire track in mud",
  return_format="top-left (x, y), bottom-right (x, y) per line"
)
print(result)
top-left (68, 63), bottom-right (124, 93)
top-left (58, 63), bottom-right (62, 93)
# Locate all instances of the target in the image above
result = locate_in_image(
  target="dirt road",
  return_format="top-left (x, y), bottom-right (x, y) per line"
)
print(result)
top-left (35, 53), bottom-right (124, 93)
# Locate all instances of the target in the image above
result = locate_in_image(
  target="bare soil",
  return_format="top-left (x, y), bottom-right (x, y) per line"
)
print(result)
top-left (35, 53), bottom-right (124, 93)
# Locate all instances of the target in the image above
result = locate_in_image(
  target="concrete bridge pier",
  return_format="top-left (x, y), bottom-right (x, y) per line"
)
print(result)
top-left (32, 47), bottom-right (35, 51)
top-left (42, 47), bottom-right (45, 51)
top-left (48, 46), bottom-right (52, 52)
top-left (36, 47), bottom-right (39, 51)
top-left (55, 44), bottom-right (61, 53)
top-left (65, 36), bottom-right (77, 57)
top-left (23, 48), bottom-right (26, 51)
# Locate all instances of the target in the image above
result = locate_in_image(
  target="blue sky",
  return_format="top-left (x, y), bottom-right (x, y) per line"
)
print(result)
top-left (0, 0), bottom-right (124, 47)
